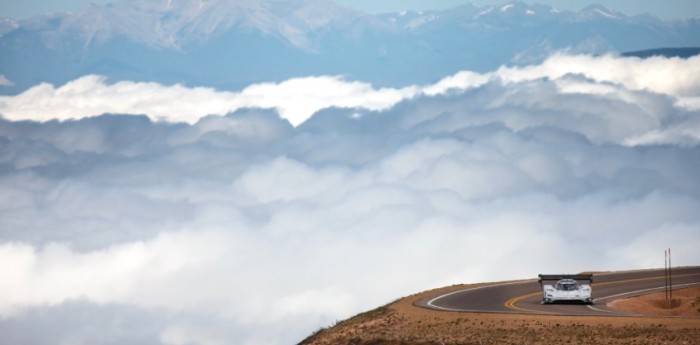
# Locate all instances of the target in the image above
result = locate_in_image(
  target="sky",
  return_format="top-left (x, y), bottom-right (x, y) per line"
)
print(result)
top-left (1, 0), bottom-right (700, 19)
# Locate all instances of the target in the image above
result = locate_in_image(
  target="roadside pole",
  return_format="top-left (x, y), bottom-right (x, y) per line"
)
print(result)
top-left (664, 248), bottom-right (673, 308)
top-left (664, 249), bottom-right (668, 307)
top-left (669, 248), bottom-right (673, 306)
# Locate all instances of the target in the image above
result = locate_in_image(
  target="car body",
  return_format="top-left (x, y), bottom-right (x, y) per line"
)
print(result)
top-left (539, 274), bottom-right (593, 304)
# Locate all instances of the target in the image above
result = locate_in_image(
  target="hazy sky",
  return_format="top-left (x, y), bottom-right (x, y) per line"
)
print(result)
top-left (1, 0), bottom-right (699, 19)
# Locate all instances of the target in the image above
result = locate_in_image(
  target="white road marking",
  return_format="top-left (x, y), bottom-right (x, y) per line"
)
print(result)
top-left (426, 280), bottom-right (533, 311)
top-left (586, 304), bottom-right (627, 314)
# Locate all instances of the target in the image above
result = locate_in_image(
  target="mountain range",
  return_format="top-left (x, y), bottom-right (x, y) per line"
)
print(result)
top-left (1, 0), bottom-right (699, 94)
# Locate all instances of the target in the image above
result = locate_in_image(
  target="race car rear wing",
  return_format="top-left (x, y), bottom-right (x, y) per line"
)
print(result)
top-left (538, 274), bottom-right (593, 286)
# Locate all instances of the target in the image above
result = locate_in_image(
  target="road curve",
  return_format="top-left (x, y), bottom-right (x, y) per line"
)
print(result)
top-left (417, 267), bottom-right (700, 316)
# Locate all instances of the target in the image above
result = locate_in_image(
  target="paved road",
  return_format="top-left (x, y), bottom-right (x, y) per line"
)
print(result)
top-left (418, 267), bottom-right (700, 316)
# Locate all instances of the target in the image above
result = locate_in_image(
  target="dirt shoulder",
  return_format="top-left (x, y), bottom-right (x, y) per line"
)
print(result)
top-left (300, 283), bottom-right (700, 345)
top-left (608, 285), bottom-right (700, 317)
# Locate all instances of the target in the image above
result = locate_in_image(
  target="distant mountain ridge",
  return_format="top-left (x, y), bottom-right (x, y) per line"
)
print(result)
top-left (1, 0), bottom-right (699, 94)
top-left (57, 0), bottom-right (380, 50)
top-left (623, 47), bottom-right (700, 59)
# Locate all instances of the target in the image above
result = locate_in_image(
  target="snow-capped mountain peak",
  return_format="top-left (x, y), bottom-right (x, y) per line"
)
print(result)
top-left (579, 4), bottom-right (623, 20)
top-left (56, 0), bottom-right (375, 50)
top-left (500, 3), bottom-right (515, 12)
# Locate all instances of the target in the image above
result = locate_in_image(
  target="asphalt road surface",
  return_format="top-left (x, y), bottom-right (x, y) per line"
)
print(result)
top-left (418, 267), bottom-right (700, 316)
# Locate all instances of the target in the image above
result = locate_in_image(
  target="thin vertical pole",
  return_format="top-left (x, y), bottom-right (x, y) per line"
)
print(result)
top-left (669, 248), bottom-right (672, 306)
top-left (664, 249), bottom-right (669, 303)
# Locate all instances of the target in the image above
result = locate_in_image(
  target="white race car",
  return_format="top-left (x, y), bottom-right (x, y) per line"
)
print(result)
top-left (538, 274), bottom-right (593, 304)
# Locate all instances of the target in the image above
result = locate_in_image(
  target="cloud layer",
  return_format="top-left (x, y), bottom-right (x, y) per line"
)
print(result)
top-left (2, 54), bottom-right (700, 130)
top-left (0, 75), bottom-right (419, 127)
top-left (1, 54), bottom-right (699, 345)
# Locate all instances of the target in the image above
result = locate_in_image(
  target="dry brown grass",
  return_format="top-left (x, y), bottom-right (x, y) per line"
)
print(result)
top-left (300, 284), bottom-right (700, 345)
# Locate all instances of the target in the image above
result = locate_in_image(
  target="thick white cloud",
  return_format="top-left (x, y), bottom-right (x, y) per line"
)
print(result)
top-left (0, 75), bottom-right (418, 127)
top-left (0, 230), bottom-right (232, 316)
top-left (1, 54), bottom-right (700, 345)
top-left (2, 54), bottom-right (699, 131)
top-left (497, 54), bottom-right (700, 96)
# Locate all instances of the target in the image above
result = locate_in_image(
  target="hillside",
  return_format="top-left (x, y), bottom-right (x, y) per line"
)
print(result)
top-left (299, 284), bottom-right (700, 345)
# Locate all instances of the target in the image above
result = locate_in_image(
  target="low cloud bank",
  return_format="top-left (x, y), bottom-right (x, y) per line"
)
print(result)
top-left (0, 75), bottom-right (418, 127)
top-left (2, 53), bottom-right (699, 130)
top-left (0, 54), bottom-right (699, 345)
